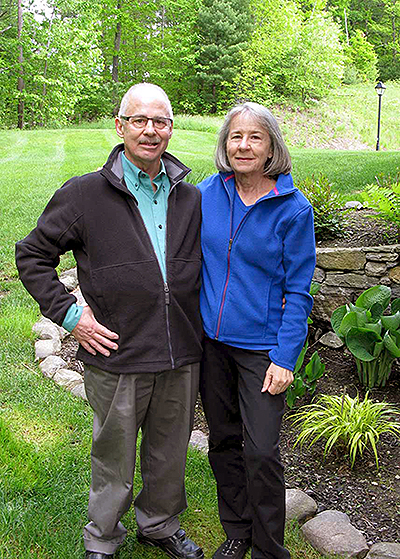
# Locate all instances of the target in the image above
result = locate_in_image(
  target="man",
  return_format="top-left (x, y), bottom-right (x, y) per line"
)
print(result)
top-left (15, 83), bottom-right (204, 559)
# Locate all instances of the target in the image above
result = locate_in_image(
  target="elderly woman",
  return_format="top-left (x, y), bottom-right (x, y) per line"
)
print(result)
top-left (198, 103), bottom-right (316, 559)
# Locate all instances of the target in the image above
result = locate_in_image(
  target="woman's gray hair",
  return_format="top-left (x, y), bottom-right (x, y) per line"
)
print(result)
top-left (118, 83), bottom-right (173, 119)
top-left (215, 102), bottom-right (291, 176)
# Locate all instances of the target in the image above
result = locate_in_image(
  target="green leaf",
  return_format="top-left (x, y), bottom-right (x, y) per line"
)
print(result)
top-left (355, 285), bottom-right (391, 312)
top-left (364, 322), bottom-right (382, 337)
top-left (370, 302), bottom-right (384, 321)
top-left (305, 351), bottom-right (325, 384)
top-left (383, 331), bottom-right (400, 358)
top-left (310, 282), bottom-right (321, 296)
top-left (381, 311), bottom-right (400, 332)
top-left (331, 305), bottom-right (347, 336)
top-left (373, 341), bottom-right (384, 357)
top-left (294, 341), bottom-right (308, 375)
top-left (345, 327), bottom-right (382, 362)
top-left (391, 298), bottom-right (400, 314)
top-left (339, 311), bottom-right (367, 337)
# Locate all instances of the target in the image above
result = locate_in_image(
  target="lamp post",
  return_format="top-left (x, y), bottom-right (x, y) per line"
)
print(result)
top-left (375, 81), bottom-right (386, 151)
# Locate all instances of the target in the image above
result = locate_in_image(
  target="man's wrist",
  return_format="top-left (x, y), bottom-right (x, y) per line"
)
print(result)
top-left (62, 304), bottom-right (84, 332)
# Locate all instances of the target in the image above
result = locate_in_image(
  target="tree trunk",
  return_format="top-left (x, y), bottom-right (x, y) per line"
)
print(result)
top-left (112, 0), bottom-right (122, 116)
top-left (17, 0), bottom-right (24, 129)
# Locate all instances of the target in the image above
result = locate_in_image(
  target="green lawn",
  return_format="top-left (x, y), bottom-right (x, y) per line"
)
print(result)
top-left (1, 127), bottom-right (399, 279)
top-left (0, 128), bottom-right (331, 557)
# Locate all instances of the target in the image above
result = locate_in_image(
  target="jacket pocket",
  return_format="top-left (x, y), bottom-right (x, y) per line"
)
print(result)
top-left (219, 272), bottom-right (273, 340)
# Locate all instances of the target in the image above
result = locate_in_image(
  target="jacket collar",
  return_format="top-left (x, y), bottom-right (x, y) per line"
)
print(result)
top-left (100, 143), bottom-right (191, 193)
top-left (220, 170), bottom-right (297, 201)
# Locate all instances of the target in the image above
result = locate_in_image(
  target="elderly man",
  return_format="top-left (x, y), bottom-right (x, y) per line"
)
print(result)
top-left (15, 83), bottom-right (204, 559)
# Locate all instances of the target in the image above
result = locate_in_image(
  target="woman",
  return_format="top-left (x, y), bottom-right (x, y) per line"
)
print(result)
top-left (198, 103), bottom-right (316, 559)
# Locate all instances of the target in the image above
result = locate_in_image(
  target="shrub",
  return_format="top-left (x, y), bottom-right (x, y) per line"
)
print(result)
top-left (362, 172), bottom-right (400, 233)
top-left (331, 285), bottom-right (400, 388)
top-left (296, 174), bottom-right (346, 241)
top-left (292, 392), bottom-right (400, 468)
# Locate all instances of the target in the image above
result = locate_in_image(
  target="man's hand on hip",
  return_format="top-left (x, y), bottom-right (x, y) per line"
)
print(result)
top-left (72, 306), bottom-right (119, 356)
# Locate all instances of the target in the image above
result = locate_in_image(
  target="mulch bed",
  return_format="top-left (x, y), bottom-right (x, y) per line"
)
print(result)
top-left (59, 207), bottom-right (400, 545)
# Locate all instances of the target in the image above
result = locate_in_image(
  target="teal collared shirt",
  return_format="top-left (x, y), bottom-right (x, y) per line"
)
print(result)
top-left (62, 153), bottom-right (170, 332)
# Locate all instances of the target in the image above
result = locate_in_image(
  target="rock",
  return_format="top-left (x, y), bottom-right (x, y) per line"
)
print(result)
top-left (301, 510), bottom-right (369, 558)
top-left (317, 248), bottom-right (366, 271)
top-left (52, 368), bottom-right (83, 390)
top-left (318, 331), bottom-right (344, 348)
top-left (389, 266), bottom-right (400, 284)
top-left (325, 272), bottom-right (370, 289)
top-left (364, 246), bottom-right (400, 254)
top-left (59, 268), bottom-right (78, 292)
top-left (35, 338), bottom-right (61, 361)
top-left (366, 542), bottom-right (400, 558)
top-left (190, 430), bottom-right (208, 452)
top-left (70, 382), bottom-right (87, 400)
top-left (313, 267), bottom-right (326, 283)
top-left (72, 286), bottom-right (86, 306)
top-left (39, 355), bottom-right (67, 378)
top-left (366, 251), bottom-right (399, 263)
top-left (365, 262), bottom-right (387, 276)
top-left (286, 488), bottom-right (317, 523)
top-left (345, 201), bottom-right (363, 210)
top-left (32, 317), bottom-right (61, 341)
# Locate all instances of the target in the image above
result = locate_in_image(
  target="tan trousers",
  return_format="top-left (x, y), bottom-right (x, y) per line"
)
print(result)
top-left (83, 363), bottom-right (200, 555)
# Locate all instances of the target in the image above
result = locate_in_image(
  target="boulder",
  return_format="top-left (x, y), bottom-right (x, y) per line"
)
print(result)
top-left (301, 510), bottom-right (369, 558)
top-left (366, 543), bottom-right (400, 559)
top-left (32, 317), bottom-right (61, 341)
top-left (190, 430), bottom-right (208, 452)
top-left (344, 201), bottom-right (363, 210)
top-left (59, 268), bottom-right (78, 292)
top-left (35, 338), bottom-right (61, 361)
top-left (52, 368), bottom-right (83, 390)
top-left (70, 382), bottom-right (87, 400)
top-left (39, 355), bottom-right (67, 378)
top-left (318, 332), bottom-right (344, 349)
top-left (286, 489), bottom-right (317, 523)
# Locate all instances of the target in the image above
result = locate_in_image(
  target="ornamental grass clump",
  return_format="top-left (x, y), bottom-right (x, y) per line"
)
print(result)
top-left (331, 285), bottom-right (400, 388)
top-left (292, 392), bottom-right (400, 469)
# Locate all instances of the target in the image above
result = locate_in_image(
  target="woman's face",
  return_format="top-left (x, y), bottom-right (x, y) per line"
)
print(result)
top-left (226, 112), bottom-right (273, 177)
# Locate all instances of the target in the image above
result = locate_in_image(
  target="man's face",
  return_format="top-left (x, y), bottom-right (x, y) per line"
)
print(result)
top-left (115, 92), bottom-right (173, 177)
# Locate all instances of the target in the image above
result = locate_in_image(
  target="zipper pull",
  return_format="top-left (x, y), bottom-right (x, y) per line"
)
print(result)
top-left (228, 238), bottom-right (233, 251)
top-left (164, 282), bottom-right (170, 305)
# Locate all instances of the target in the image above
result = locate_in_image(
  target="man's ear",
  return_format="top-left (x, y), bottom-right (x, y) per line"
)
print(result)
top-left (115, 117), bottom-right (124, 139)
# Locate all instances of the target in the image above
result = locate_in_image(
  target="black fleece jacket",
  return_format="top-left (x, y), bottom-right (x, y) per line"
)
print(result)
top-left (15, 144), bottom-right (203, 373)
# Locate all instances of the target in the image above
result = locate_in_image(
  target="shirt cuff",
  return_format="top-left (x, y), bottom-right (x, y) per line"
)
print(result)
top-left (62, 303), bottom-right (84, 332)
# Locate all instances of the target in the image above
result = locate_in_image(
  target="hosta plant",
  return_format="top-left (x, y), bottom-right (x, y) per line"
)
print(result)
top-left (331, 285), bottom-right (400, 388)
top-left (292, 392), bottom-right (400, 469)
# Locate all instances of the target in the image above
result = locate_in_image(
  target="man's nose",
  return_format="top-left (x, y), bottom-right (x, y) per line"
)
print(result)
top-left (143, 119), bottom-right (156, 134)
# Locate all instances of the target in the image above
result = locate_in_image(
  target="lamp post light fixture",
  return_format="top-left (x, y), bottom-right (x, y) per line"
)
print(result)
top-left (375, 81), bottom-right (386, 151)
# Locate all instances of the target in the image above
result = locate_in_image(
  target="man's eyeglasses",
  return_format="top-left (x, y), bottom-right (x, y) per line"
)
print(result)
top-left (119, 115), bottom-right (173, 130)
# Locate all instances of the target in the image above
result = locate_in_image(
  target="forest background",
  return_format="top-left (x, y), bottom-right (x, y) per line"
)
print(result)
top-left (1, 0), bottom-right (399, 128)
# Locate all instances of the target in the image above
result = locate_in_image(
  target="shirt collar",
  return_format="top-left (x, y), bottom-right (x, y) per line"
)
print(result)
top-left (122, 152), bottom-right (167, 190)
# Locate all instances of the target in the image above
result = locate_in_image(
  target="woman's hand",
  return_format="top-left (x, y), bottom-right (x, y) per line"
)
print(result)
top-left (261, 362), bottom-right (293, 394)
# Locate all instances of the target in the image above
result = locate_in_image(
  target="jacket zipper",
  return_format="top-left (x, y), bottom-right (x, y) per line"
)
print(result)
top-left (126, 182), bottom-right (177, 369)
top-left (215, 211), bottom-right (250, 340)
top-left (164, 281), bottom-right (175, 369)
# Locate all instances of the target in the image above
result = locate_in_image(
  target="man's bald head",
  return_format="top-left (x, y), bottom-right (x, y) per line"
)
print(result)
top-left (118, 83), bottom-right (173, 120)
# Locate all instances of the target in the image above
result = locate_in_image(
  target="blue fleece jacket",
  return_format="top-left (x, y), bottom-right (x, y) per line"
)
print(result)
top-left (198, 171), bottom-right (316, 371)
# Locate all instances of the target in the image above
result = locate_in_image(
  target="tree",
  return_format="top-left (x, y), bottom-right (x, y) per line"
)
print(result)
top-left (195, 0), bottom-right (253, 113)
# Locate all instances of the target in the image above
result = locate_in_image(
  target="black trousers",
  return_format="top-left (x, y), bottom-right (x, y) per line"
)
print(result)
top-left (200, 338), bottom-right (290, 559)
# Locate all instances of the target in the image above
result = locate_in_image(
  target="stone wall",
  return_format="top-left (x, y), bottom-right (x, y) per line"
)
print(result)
top-left (312, 244), bottom-right (400, 323)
